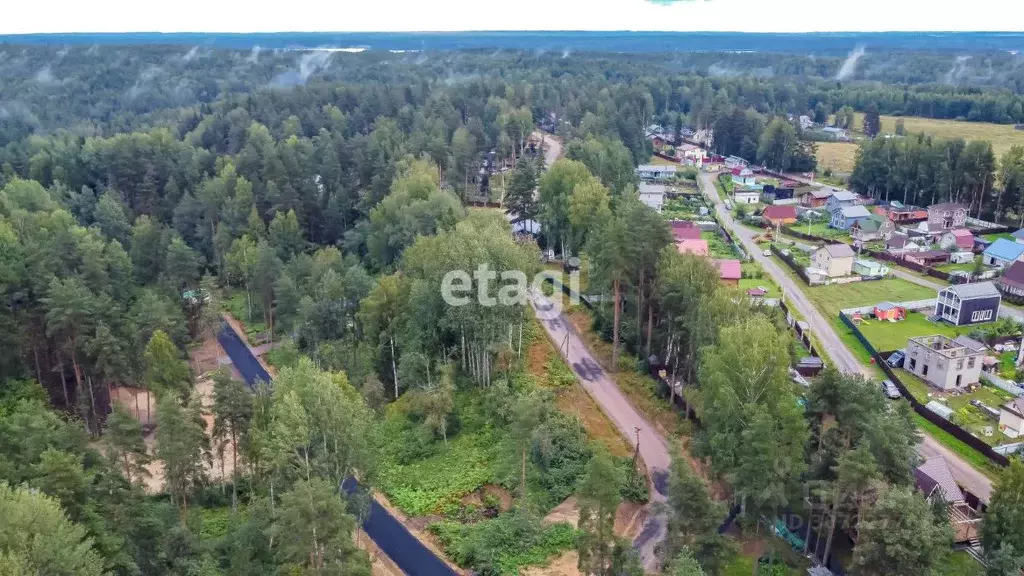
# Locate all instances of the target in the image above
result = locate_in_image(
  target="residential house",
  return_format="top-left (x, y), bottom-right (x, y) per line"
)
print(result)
top-left (905, 335), bottom-right (986, 391)
top-left (908, 220), bottom-right (948, 243)
top-left (731, 166), bottom-right (756, 186)
top-left (648, 134), bottom-right (667, 151)
top-left (982, 238), bottom-right (1024, 268)
top-left (850, 215), bottom-right (895, 242)
top-left (715, 260), bottom-right (741, 286)
top-left (853, 259), bottom-right (889, 277)
top-left (803, 189), bottom-right (833, 208)
top-left (761, 205), bottom-right (797, 226)
top-left (914, 457), bottom-right (981, 543)
top-left (886, 233), bottom-right (923, 255)
top-left (669, 221), bottom-right (702, 242)
top-left (830, 205), bottom-right (872, 230)
top-left (638, 182), bottom-right (666, 213)
top-left (873, 201), bottom-right (928, 224)
top-left (798, 115), bottom-right (814, 130)
top-left (949, 251), bottom-right (975, 264)
top-left (821, 126), bottom-right (851, 141)
top-left (761, 185), bottom-right (794, 203)
top-left (733, 189), bottom-right (761, 204)
top-left (810, 244), bottom-right (855, 277)
top-left (927, 202), bottom-right (968, 230)
top-left (996, 260), bottom-right (1024, 299)
top-left (904, 250), bottom-right (950, 267)
top-left (825, 191), bottom-right (860, 212)
top-left (999, 398), bottom-right (1024, 438)
top-left (935, 282), bottom-right (1001, 326)
top-left (678, 143), bottom-right (704, 166)
top-left (636, 164), bottom-right (677, 182)
top-left (1012, 229), bottom-right (1024, 245)
top-left (940, 229), bottom-right (975, 251)
top-left (676, 239), bottom-right (709, 256)
top-left (724, 155), bottom-right (747, 169)
top-left (511, 219), bottom-right (541, 238)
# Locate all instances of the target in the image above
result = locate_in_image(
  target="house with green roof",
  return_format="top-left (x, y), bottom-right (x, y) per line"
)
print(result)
top-left (850, 214), bottom-right (895, 242)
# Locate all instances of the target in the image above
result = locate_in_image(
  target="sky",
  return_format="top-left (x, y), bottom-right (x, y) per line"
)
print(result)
top-left (2, 0), bottom-right (1023, 34)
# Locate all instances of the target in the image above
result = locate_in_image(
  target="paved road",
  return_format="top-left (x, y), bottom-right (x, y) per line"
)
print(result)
top-left (531, 291), bottom-right (670, 570)
top-left (218, 322), bottom-right (458, 576)
top-left (699, 172), bottom-right (995, 503)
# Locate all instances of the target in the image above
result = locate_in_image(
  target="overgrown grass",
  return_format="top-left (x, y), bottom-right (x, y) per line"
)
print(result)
top-left (852, 112), bottom-right (1024, 159)
top-left (702, 230), bottom-right (740, 259)
top-left (856, 311), bottom-right (996, 353)
top-left (815, 141), bottom-right (859, 174)
top-left (222, 290), bottom-right (268, 336)
top-left (430, 513), bottom-right (578, 576)
top-left (942, 551), bottom-right (986, 576)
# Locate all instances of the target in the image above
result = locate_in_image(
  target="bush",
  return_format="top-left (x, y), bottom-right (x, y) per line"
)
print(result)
top-left (616, 457), bottom-right (650, 503)
top-left (430, 511), bottom-right (577, 576)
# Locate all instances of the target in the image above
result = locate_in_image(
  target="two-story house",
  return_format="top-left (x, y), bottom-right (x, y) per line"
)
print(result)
top-left (927, 202), bottom-right (968, 230)
top-left (810, 243), bottom-right (855, 277)
top-left (935, 282), bottom-right (1001, 326)
top-left (905, 334), bottom-right (986, 391)
top-left (850, 215), bottom-right (896, 242)
top-left (824, 191), bottom-right (859, 212)
top-left (830, 205), bottom-right (872, 230)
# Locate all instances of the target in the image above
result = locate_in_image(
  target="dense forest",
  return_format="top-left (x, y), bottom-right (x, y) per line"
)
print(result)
top-left (2, 40), bottom-right (1024, 576)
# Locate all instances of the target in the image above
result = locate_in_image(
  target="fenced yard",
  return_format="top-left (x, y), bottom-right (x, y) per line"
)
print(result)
top-left (788, 221), bottom-right (851, 241)
top-left (805, 278), bottom-right (935, 317)
top-left (855, 311), bottom-right (997, 353)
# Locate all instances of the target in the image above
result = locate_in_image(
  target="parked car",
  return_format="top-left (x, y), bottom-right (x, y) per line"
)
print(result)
top-left (886, 351), bottom-right (905, 368)
top-left (882, 380), bottom-right (901, 399)
top-left (763, 249), bottom-right (772, 257)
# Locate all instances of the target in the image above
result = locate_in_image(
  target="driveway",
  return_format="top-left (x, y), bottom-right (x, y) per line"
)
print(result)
top-left (699, 171), bottom-right (994, 503)
top-left (530, 291), bottom-right (670, 570)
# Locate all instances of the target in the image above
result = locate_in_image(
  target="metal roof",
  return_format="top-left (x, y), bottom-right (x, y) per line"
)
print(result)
top-left (945, 281), bottom-right (1001, 300)
top-left (915, 456), bottom-right (965, 503)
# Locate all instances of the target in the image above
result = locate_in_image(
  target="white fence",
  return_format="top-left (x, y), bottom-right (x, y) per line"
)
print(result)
top-left (840, 298), bottom-right (937, 317)
top-left (980, 370), bottom-right (1024, 397)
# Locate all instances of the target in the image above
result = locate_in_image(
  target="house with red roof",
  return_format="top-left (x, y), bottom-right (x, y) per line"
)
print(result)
top-left (676, 239), bottom-right (709, 257)
top-left (715, 259), bottom-right (742, 285)
top-left (762, 205), bottom-right (797, 226)
top-left (940, 229), bottom-right (975, 251)
top-left (730, 166), bottom-right (756, 186)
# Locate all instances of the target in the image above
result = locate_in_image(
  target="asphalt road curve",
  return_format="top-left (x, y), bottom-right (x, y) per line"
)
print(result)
top-left (217, 321), bottom-right (458, 576)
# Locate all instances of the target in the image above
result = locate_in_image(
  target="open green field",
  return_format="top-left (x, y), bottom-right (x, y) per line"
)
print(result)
top-left (815, 141), bottom-right (859, 174)
top-left (856, 310), bottom-right (994, 353)
top-left (805, 278), bottom-right (935, 317)
top-left (852, 112), bottom-right (1024, 159)
top-left (983, 232), bottom-right (1016, 242)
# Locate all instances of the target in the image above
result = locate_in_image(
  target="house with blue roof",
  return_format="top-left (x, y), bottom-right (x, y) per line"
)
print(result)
top-left (982, 237), bottom-right (1024, 268)
top-left (829, 205), bottom-right (872, 230)
top-left (1011, 229), bottom-right (1024, 245)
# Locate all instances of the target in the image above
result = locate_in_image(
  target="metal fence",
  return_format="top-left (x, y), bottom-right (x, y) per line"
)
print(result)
top-left (980, 370), bottom-right (1024, 397)
top-left (837, 312), bottom-right (1011, 469)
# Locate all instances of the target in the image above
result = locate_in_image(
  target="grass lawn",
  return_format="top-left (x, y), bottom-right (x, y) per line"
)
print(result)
top-left (851, 112), bottom-right (1024, 159)
top-left (936, 256), bottom-right (983, 273)
top-left (648, 154), bottom-right (678, 166)
top-left (798, 221), bottom-right (851, 241)
top-left (804, 278), bottom-right (935, 317)
top-left (815, 141), bottom-right (859, 173)
top-left (894, 368), bottom-right (935, 403)
top-left (942, 551), bottom-right (985, 576)
top-left (856, 311), bottom-right (994, 353)
top-left (738, 278), bottom-right (779, 298)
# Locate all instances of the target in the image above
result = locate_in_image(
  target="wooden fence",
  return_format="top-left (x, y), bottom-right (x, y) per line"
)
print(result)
top-left (837, 311), bottom-right (1011, 469)
top-left (770, 243), bottom-right (812, 284)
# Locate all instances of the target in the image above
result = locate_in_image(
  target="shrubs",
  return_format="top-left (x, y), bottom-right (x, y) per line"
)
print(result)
top-left (430, 511), bottom-right (578, 576)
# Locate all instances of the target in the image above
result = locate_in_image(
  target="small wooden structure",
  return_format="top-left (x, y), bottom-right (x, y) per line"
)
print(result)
top-left (873, 301), bottom-right (906, 321)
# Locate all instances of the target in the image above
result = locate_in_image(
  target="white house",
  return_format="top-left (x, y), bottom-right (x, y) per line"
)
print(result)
top-left (733, 190), bottom-right (761, 204)
top-left (999, 398), bottom-right (1024, 438)
top-left (638, 183), bottom-right (666, 213)
top-left (636, 164), bottom-right (677, 182)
